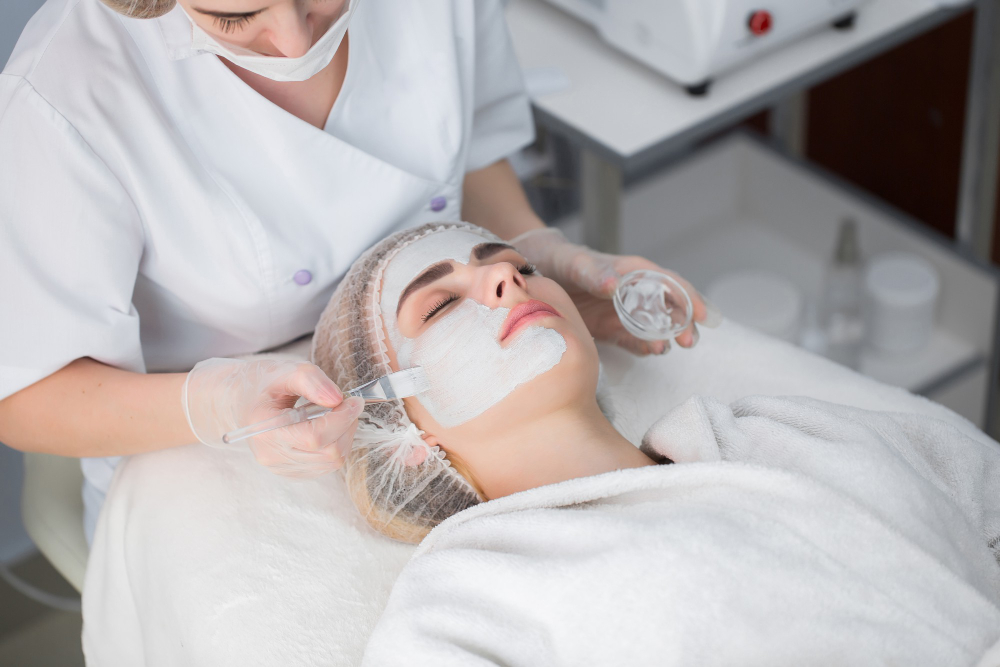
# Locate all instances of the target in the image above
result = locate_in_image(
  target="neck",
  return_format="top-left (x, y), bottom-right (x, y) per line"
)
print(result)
top-left (222, 32), bottom-right (350, 130)
top-left (468, 399), bottom-right (656, 500)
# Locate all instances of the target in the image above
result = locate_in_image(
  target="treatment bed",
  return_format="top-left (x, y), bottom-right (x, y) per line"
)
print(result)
top-left (81, 321), bottom-right (1000, 666)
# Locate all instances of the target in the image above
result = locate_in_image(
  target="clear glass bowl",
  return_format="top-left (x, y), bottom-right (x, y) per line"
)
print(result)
top-left (612, 270), bottom-right (694, 341)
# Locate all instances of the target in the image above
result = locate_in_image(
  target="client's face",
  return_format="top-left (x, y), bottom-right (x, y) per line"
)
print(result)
top-left (379, 228), bottom-right (599, 453)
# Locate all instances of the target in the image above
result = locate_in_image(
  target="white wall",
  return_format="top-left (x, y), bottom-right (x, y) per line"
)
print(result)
top-left (2, 0), bottom-right (48, 69)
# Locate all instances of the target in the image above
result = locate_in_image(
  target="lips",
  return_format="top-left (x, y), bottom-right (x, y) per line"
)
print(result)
top-left (500, 300), bottom-right (562, 342)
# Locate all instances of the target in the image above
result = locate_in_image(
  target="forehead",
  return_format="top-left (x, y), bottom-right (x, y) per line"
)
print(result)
top-left (380, 229), bottom-right (492, 311)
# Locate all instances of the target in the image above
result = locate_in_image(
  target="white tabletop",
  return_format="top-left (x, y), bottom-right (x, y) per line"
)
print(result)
top-left (506, 0), bottom-right (967, 168)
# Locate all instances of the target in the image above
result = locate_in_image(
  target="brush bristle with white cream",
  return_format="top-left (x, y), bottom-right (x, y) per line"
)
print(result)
top-left (350, 367), bottom-right (430, 402)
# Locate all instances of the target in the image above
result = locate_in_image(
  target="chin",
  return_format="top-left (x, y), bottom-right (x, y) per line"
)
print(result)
top-left (516, 335), bottom-right (599, 413)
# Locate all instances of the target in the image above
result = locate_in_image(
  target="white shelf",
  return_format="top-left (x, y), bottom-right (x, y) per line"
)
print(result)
top-left (506, 0), bottom-right (966, 163)
top-left (650, 217), bottom-right (980, 394)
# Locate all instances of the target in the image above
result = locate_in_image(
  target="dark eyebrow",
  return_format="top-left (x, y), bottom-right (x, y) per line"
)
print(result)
top-left (191, 6), bottom-right (264, 18)
top-left (396, 262), bottom-right (455, 317)
top-left (473, 243), bottom-right (516, 260)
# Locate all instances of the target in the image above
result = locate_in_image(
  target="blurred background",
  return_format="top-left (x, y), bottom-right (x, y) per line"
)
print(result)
top-left (4, 5), bottom-right (82, 667)
top-left (2, 0), bottom-right (999, 663)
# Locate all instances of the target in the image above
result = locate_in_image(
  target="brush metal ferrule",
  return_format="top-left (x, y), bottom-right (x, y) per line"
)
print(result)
top-left (347, 377), bottom-right (391, 402)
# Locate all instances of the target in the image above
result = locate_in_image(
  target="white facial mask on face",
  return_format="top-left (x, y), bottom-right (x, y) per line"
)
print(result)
top-left (381, 230), bottom-right (567, 429)
top-left (186, 0), bottom-right (360, 83)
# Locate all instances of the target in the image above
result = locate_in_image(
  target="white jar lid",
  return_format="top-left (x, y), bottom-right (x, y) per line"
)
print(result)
top-left (707, 271), bottom-right (803, 341)
top-left (865, 252), bottom-right (940, 308)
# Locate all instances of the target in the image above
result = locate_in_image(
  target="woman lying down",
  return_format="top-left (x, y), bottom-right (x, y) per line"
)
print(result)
top-left (312, 222), bottom-right (1000, 666)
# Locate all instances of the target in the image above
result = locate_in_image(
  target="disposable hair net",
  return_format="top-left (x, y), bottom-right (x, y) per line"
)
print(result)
top-left (312, 222), bottom-right (493, 543)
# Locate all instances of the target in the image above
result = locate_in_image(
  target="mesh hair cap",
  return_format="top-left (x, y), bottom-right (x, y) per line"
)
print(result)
top-left (312, 222), bottom-right (497, 543)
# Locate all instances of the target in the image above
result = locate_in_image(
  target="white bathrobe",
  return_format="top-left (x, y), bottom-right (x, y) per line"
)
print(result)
top-left (361, 396), bottom-right (1000, 667)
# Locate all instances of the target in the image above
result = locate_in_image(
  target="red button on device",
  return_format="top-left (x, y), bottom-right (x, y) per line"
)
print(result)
top-left (748, 10), bottom-right (773, 36)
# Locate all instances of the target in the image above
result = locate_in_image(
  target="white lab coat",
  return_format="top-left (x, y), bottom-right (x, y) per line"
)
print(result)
top-left (0, 0), bottom-right (533, 537)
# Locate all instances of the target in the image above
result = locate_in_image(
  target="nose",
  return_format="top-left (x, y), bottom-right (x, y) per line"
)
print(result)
top-left (478, 262), bottom-right (528, 309)
top-left (268, 7), bottom-right (314, 58)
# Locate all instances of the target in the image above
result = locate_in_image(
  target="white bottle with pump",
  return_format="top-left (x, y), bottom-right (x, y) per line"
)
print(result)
top-left (822, 219), bottom-right (865, 370)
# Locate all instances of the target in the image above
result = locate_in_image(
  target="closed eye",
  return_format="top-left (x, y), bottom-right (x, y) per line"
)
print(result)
top-left (422, 293), bottom-right (460, 323)
top-left (517, 262), bottom-right (537, 276)
top-left (211, 11), bottom-right (262, 33)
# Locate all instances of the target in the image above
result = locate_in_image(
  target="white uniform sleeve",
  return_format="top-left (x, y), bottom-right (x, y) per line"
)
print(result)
top-left (0, 75), bottom-right (145, 400)
top-left (464, 0), bottom-right (536, 173)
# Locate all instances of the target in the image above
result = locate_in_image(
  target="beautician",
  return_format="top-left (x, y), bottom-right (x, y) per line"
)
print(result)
top-left (0, 0), bottom-right (712, 542)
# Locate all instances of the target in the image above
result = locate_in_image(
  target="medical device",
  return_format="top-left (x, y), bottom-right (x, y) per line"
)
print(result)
top-left (222, 367), bottom-right (430, 444)
top-left (541, 0), bottom-right (872, 95)
top-left (613, 270), bottom-right (694, 341)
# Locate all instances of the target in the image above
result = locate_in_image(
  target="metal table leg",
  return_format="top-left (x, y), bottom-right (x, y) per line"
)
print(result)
top-left (580, 149), bottom-right (623, 254)
top-left (956, 0), bottom-right (1000, 435)
top-left (956, 0), bottom-right (1000, 261)
top-left (769, 91), bottom-right (810, 156)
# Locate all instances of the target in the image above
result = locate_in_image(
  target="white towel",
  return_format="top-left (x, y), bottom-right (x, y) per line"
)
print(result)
top-left (361, 396), bottom-right (1000, 667)
top-left (82, 442), bottom-right (413, 666)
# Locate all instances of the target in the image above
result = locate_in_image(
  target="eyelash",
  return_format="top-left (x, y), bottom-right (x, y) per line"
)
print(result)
top-left (212, 0), bottom-right (337, 35)
top-left (422, 293), bottom-right (460, 323)
top-left (213, 13), bottom-right (259, 33)
top-left (517, 262), bottom-right (537, 276)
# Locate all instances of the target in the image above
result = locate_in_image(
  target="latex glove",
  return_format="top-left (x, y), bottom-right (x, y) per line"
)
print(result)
top-left (183, 358), bottom-right (363, 478)
top-left (512, 228), bottom-right (723, 356)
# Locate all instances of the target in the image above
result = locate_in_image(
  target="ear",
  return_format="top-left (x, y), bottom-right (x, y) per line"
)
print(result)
top-left (402, 433), bottom-right (440, 467)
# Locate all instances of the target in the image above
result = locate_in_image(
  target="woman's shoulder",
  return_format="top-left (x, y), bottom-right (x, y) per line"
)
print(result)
top-left (2, 0), bottom-right (177, 166)
top-left (4, 0), bottom-right (148, 102)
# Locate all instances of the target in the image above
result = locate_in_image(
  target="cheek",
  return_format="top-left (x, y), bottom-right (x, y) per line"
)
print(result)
top-left (531, 278), bottom-right (592, 339)
top-left (401, 395), bottom-right (438, 435)
top-left (202, 20), bottom-right (267, 47)
top-left (399, 300), bottom-right (567, 429)
top-left (314, 3), bottom-right (347, 22)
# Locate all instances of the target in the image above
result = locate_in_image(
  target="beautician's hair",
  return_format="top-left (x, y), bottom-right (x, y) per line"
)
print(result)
top-left (99, 0), bottom-right (176, 19)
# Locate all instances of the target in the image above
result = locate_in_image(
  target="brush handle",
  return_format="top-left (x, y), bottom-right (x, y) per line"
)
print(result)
top-left (222, 402), bottom-right (331, 445)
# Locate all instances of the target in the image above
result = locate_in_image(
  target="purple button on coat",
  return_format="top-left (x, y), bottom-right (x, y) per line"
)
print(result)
top-left (430, 196), bottom-right (447, 212)
top-left (293, 270), bottom-right (313, 286)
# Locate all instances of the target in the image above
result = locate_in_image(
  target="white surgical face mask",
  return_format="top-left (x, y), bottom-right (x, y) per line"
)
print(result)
top-left (381, 231), bottom-right (567, 429)
top-left (186, 0), bottom-right (360, 82)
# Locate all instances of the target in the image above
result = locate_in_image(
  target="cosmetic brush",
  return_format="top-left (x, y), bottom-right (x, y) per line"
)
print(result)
top-left (222, 367), bottom-right (429, 444)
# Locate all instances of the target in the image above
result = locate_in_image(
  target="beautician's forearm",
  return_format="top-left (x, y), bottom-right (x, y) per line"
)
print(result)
top-left (0, 358), bottom-right (196, 457)
top-left (462, 159), bottom-right (546, 240)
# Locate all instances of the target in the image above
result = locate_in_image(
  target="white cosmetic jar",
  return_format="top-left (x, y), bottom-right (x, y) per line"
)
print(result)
top-left (864, 252), bottom-right (940, 354)
top-left (707, 271), bottom-right (803, 343)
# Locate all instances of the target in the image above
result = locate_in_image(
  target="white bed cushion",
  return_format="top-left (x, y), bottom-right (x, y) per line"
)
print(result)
top-left (81, 322), bottom-right (982, 666)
